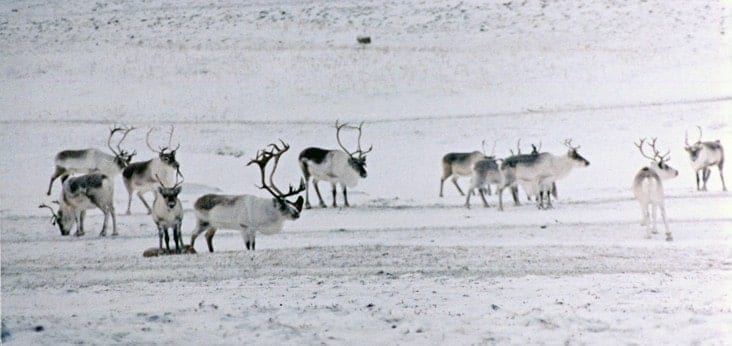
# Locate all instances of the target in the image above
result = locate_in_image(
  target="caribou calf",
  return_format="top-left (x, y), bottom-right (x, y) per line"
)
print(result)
top-left (191, 141), bottom-right (305, 252)
top-left (40, 173), bottom-right (117, 236)
top-left (632, 138), bottom-right (679, 241)
top-left (684, 126), bottom-right (726, 191)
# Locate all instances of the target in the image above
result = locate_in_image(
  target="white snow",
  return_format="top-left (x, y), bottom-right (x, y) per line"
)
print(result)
top-left (1, 0), bottom-right (731, 344)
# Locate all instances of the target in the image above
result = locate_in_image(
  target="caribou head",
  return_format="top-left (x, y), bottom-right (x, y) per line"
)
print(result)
top-left (155, 174), bottom-right (183, 209)
top-left (247, 140), bottom-right (306, 218)
top-left (635, 138), bottom-right (678, 178)
top-left (146, 126), bottom-right (181, 174)
top-left (107, 126), bottom-right (136, 168)
top-left (335, 120), bottom-right (373, 178)
top-left (563, 139), bottom-right (590, 167)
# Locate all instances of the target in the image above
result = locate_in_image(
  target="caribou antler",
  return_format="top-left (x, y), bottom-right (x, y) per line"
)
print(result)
top-left (335, 120), bottom-right (372, 159)
top-left (685, 125), bottom-right (703, 147)
top-left (155, 172), bottom-right (184, 189)
top-left (516, 138), bottom-right (522, 155)
top-left (247, 141), bottom-right (305, 199)
top-left (38, 203), bottom-right (58, 225)
top-left (335, 120), bottom-right (355, 156)
top-left (146, 127), bottom-right (160, 153)
top-left (146, 126), bottom-right (180, 154)
top-left (563, 139), bottom-right (580, 150)
top-left (165, 125), bottom-right (180, 152)
top-left (531, 142), bottom-right (542, 154)
top-left (635, 138), bottom-right (671, 162)
top-left (107, 126), bottom-right (134, 156)
top-left (482, 139), bottom-right (497, 157)
top-left (354, 121), bottom-right (373, 159)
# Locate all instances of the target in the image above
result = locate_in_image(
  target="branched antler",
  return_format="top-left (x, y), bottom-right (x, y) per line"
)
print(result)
top-left (155, 173), bottom-right (183, 189)
top-left (563, 139), bottom-right (580, 150)
top-left (107, 125), bottom-right (135, 156)
top-left (335, 120), bottom-right (372, 159)
top-left (247, 140), bottom-right (305, 199)
top-left (146, 126), bottom-right (180, 154)
top-left (635, 138), bottom-right (671, 162)
top-left (38, 203), bottom-right (58, 225)
top-left (482, 140), bottom-right (497, 157)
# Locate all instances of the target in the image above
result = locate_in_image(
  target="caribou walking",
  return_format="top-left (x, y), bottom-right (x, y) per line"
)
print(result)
top-left (498, 139), bottom-right (589, 210)
top-left (632, 138), bottom-right (679, 241)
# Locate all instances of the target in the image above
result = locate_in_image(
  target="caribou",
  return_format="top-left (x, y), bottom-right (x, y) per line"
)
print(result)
top-left (298, 120), bottom-right (372, 208)
top-left (632, 138), bottom-right (678, 241)
top-left (498, 139), bottom-right (589, 210)
top-left (684, 126), bottom-right (726, 191)
top-left (191, 141), bottom-right (305, 252)
top-left (465, 156), bottom-right (503, 208)
top-left (46, 126), bottom-right (135, 195)
top-left (151, 174), bottom-right (184, 254)
top-left (39, 173), bottom-right (118, 236)
top-left (440, 140), bottom-right (496, 197)
top-left (122, 126), bottom-right (181, 215)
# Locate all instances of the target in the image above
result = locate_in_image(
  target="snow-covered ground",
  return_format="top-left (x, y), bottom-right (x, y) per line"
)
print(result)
top-left (1, 0), bottom-right (731, 344)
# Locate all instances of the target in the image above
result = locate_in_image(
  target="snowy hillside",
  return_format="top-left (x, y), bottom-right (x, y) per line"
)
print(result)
top-left (1, 0), bottom-right (731, 344)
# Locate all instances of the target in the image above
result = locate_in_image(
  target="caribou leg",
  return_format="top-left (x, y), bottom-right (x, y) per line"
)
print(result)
top-left (47, 166), bottom-right (67, 196)
top-left (719, 161), bottom-right (727, 191)
top-left (342, 186), bottom-right (350, 207)
top-left (136, 191), bottom-right (152, 214)
top-left (312, 179), bottom-right (327, 208)
top-left (451, 176), bottom-right (465, 196)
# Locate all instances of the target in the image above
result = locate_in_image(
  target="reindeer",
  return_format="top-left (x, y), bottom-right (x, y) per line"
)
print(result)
top-left (465, 157), bottom-right (503, 208)
top-left (439, 140), bottom-right (495, 197)
top-left (46, 126), bottom-right (135, 195)
top-left (684, 126), bottom-right (726, 191)
top-left (39, 173), bottom-right (117, 236)
top-left (191, 141), bottom-right (305, 252)
top-left (298, 120), bottom-right (372, 208)
top-left (632, 138), bottom-right (679, 241)
top-left (498, 139), bottom-right (590, 210)
top-left (501, 140), bottom-right (544, 206)
top-left (122, 126), bottom-right (181, 215)
top-left (151, 174), bottom-right (184, 254)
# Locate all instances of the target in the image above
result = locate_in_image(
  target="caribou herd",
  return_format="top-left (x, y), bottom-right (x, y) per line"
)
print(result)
top-left (39, 122), bottom-right (726, 253)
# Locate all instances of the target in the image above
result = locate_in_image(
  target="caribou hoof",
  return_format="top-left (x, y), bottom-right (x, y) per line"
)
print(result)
top-left (665, 235), bottom-right (673, 241)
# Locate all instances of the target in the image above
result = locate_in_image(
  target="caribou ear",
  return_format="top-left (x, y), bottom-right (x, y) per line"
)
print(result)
top-left (293, 196), bottom-right (304, 212)
top-left (173, 186), bottom-right (182, 195)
